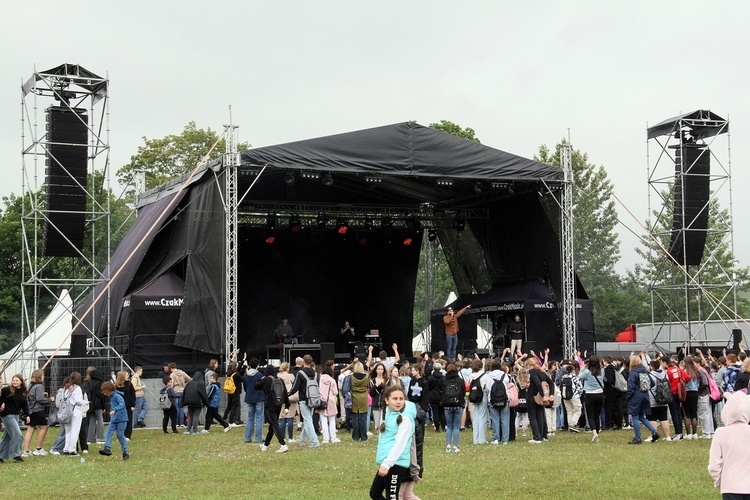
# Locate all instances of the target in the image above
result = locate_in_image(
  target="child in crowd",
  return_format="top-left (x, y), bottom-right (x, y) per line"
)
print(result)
top-left (515, 368), bottom-right (530, 437)
top-left (369, 385), bottom-right (415, 500)
top-left (98, 381), bottom-right (129, 460)
top-left (182, 371), bottom-right (209, 434)
top-left (205, 373), bottom-right (231, 432)
top-left (161, 376), bottom-right (178, 434)
top-left (23, 369), bottom-right (53, 456)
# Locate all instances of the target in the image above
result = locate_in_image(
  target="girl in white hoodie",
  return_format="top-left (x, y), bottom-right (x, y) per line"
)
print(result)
top-left (708, 390), bottom-right (750, 497)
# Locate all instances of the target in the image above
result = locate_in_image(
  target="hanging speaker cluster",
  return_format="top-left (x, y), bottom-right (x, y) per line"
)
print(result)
top-left (668, 144), bottom-right (710, 266)
top-left (43, 106), bottom-right (88, 257)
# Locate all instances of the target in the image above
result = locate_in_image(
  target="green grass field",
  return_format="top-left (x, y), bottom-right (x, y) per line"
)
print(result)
top-left (1, 423), bottom-right (718, 499)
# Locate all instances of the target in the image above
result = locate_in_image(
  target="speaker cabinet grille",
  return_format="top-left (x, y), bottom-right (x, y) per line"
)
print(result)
top-left (669, 145), bottom-right (709, 266)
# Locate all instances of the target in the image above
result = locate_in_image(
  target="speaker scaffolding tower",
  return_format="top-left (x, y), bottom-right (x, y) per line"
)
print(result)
top-left (18, 63), bottom-right (114, 375)
top-left (646, 110), bottom-right (738, 351)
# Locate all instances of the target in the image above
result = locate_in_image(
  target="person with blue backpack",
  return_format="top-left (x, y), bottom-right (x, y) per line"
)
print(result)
top-left (205, 373), bottom-right (231, 433)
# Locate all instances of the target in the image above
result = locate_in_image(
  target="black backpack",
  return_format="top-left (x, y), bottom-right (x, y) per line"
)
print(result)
top-left (489, 374), bottom-right (508, 408)
top-left (560, 376), bottom-right (574, 400)
top-left (468, 374), bottom-right (485, 404)
top-left (442, 377), bottom-right (464, 407)
top-left (651, 374), bottom-right (673, 404)
top-left (271, 377), bottom-right (286, 407)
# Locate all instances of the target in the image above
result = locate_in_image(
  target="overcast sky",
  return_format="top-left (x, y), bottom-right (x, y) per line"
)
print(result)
top-left (1, 1), bottom-right (749, 274)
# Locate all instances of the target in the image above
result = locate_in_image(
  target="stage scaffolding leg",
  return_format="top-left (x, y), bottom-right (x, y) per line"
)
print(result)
top-left (560, 142), bottom-right (577, 359)
top-left (224, 123), bottom-right (240, 367)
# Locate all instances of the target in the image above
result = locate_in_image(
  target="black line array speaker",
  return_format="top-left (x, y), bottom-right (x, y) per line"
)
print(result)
top-left (733, 329), bottom-right (743, 350)
top-left (44, 106), bottom-right (88, 257)
top-left (669, 144), bottom-right (710, 266)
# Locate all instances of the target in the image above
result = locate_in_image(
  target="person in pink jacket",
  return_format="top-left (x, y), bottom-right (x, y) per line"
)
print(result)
top-left (708, 390), bottom-right (750, 497)
top-left (317, 365), bottom-right (340, 444)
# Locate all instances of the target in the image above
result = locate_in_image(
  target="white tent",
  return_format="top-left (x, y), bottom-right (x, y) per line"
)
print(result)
top-left (0, 289), bottom-right (73, 384)
top-left (412, 292), bottom-right (494, 354)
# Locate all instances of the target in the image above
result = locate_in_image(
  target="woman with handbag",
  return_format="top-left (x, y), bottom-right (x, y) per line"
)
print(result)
top-left (578, 355), bottom-right (606, 443)
top-left (523, 358), bottom-right (552, 444)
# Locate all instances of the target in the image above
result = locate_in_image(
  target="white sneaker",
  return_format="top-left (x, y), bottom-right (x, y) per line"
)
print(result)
top-left (644, 436), bottom-right (652, 442)
top-left (528, 439), bottom-right (542, 444)
top-left (259, 444), bottom-right (269, 452)
top-left (701, 434), bottom-right (713, 439)
top-left (32, 449), bottom-right (48, 456)
top-left (446, 445), bottom-right (452, 453)
top-left (223, 426), bottom-right (231, 433)
top-left (664, 436), bottom-right (672, 442)
top-left (21, 451), bottom-right (32, 458)
top-left (320, 439), bottom-right (329, 444)
top-left (684, 434), bottom-right (693, 440)
top-left (50, 450), bottom-right (61, 455)
top-left (276, 445), bottom-right (289, 453)
top-left (673, 433), bottom-right (683, 441)
top-left (200, 429), bottom-right (209, 434)
top-left (330, 438), bottom-right (341, 443)
top-left (692, 434), bottom-right (699, 440)
top-left (287, 438), bottom-right (297, 443)
top-left (366, 431), bottom-right (373, 437)
top-left (452, 446), bottom-right (459, 453)
top-left (82, 450), bottom-right (89, 454)
top-left (491, 440), bottom-right (499, 445)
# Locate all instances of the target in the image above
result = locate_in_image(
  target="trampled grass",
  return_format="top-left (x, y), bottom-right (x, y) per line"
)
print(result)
top-left (1, 424), bottom-right (718, 499)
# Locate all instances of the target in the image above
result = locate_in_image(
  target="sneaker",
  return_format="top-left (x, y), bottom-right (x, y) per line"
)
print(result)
top-left (684, 433), bottom-right (693, 440)
top-left (309, 442), bottom-right (321, 449)
top-left (491, 440), bottom-right (499, 445)
top-left (320, 439), bottom-right (329, 444)
top-left (223, 426), bottom-right (231, 433)
top-left (123, 453), bottom-right (130, 461)
top-left (542, 438), bottom-right (549, 442)
top-left (528, 439), bottom-right (542, 444)
top-left (592, 434), bottom-right (600, 443)
top-left (21, 451), bottom-right (32, 458)
top-left (446, 445), bottom-right (452, 453)
top-left (643, 436), bottom-right (653, 442)
top-left (99, 448), bottom-right (112, 456)
top-left (287, 438), bottom-right (297, 443)
top-left (452, 446), bottom-right (459, 453)
top-left (366, 432), bottom-right (373, 437)
top-left (13, 456), bottom-right (23, 463)
top-left (664, 436), bottom-right (672, 442)
top-left (50, 450), bottom-right (61, 455)
top-left (259, 444), bottom-right (269, 452)
top-left (200, 429), bottom-right (210, 434)
top-left (33, 448), bottom-right (48, 456)
top-left (96, 441), bottom-right (106, 445)
top-left (627, 438), bottom-right (642, 445)
top-left (569, 427), bottom-right (580, 433)
top-left (622, 425), bottom-right (632, 430)
top-left (692, 434), bottom-right (699, 440)
top-left (673, 433), bottom-right (683, 441)
top-left (521, 431), bottom-right (527, 437)
top-left (331, 438), bottom-right (341, 443)
top-left (549, 432), bottom-right (556, 437)
top-left (82, 450), bottom-right (89, 454)
top-left (701, 434), bottom-right (713, 439)
top-left (64, 451), bottom-right (79, 457)
top-left (276, 445), bottom-right (289, 453)
top-left (652, 433), bottom-right (660, 443)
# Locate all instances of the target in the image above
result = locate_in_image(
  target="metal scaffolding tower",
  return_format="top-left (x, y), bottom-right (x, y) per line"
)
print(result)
top-left (646, 111), bottom-right (737, 351)
top-left (19, 64), bottom-right (112, 372)
top-left (560, 143), bottom-right (577, 359)
top-left (223, 123), bottom-right (240, 366)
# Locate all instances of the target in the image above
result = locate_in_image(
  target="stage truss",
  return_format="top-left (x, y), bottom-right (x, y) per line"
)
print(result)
top-left (646, 111), bottom-right (739, 351)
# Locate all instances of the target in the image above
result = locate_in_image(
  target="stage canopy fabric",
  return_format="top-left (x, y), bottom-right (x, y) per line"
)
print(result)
top-left (77, 122), bottom-right (579, 367)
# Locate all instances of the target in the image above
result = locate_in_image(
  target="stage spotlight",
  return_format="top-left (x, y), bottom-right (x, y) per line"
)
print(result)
top-left (265, 234), bottom-right (276, 244)
top-left (474, 181), bottom-right (483, 194)
top-left (301, 171), bottom-right (320, 179)
top-left (336, 219), bottom-right (349, 235)
top-left (289, 217), bottom-right (302, 233)
top-left (266, 213), bottom-right (277, 229)
top-left (402, 236), bottom-right (414, 246)
top-left (316, 214), bottom-right (328, 229)
top-left (322, 172), bottom-right (334, 187)
top-left (284, 172), bottom-right (295, 186)
top-left (456, 218), bottom-right (466, 231)
top-left (428, 229), bottom-right (438, 242)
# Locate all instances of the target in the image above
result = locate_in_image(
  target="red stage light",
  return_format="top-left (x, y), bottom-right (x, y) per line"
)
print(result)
top-left (265, 235), bottom-right (276, 244)
top-left (337, 224), bottom-right (348, 235)
top-left (403, 237), bottom-right (413, 246)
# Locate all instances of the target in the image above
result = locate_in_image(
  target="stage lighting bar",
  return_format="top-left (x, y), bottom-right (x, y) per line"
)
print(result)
top-left (300, 171), bottom-right (320, 179)
top-left (436, 179), bottom-right (453, 187)
top-left (364, 175), bottom-right (382, 183)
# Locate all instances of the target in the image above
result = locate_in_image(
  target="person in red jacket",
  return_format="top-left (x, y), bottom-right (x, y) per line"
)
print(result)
top-left (665, 356), bottom-right (691, 440)
top-left (443, 305), bottom-right (470, 360)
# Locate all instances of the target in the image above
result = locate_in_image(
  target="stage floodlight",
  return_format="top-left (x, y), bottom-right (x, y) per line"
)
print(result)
top-left (402, 236), bottom-right (414, 246)
top-left (284, 172), bottom-right (295, 186)
top-left (456, 218), bottom-right (466, 231)
top-left (336, 219), bottom-right (349, 235)
top-left (474, 181), bottom-right (483, 194)
top-left (265, 234), bottom-right (276, 245)
top-left (316, 214), bottom-right (328, 229)
top-left (266, 213), bottom-right (277, 229)
top-left (428, 229), bottom-right (438, 242)
top-left (289, 217), bottom-right (302, 233)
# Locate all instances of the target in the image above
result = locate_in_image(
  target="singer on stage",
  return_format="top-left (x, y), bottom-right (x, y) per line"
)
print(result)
top-left (443, 305), bottom-right (470, 359)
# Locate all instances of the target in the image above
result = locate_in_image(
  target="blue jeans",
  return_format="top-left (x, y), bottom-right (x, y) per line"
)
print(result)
top-left (352, 412), bottom-right (369, 441)
top-left (105, 420), bottom-right (128, 454)
top-left (489, 405), bottom-right (511, 443)
top-left (173, 394), bottom-right (184, 425)
top-left (51, 424), bottom-right (66, 453)
top-left (631, 413), bottom-right (656, 440)
top-left (298, 401), bottom-right (319, 446)
top-left (280, 417), bottom-right (295, 440)
top-left (135, 396), bottom-right (148, 423)
top-left (444, 407), bottom-right (462, 446)
top-left (0, 414), bottom-right (23, 460)
top-left (244, 401), bottom-right (265, 443)
top-left (446, 335), bottom-right (458, 360)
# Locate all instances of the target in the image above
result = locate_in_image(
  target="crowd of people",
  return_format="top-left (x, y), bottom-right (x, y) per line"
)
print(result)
top-left (2, 342), bottom-right (750, 498)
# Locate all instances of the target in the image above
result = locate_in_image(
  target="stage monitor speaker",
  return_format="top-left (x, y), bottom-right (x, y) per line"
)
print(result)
top-left (669, 144), bottom-right (710, 266)
top-left (320, 342), bottom-right (335, 364)
top-left (44, 106), bottom-right (88, 257)
top-left (733, 329), bottom-right (743, 350)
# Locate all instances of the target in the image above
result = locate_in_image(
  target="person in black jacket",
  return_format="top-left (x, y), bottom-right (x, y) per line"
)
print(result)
top-left (603, 356), bottom-right (625, 430)
top-left (182, 371), bottom-right (209, 434)
top-left (223, 360), bottom-right (244, 425)
top-left (86, 368), bottom-right (107, 444)
top-left (255, 365), bottom-right (290, 453)
top-left (427, 362), bottom-right (446, 432)
top-left (525, 358), bottom-right (554, 443)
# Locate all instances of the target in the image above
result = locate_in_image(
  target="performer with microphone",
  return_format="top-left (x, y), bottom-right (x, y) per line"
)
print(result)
top-left (443, 305), bottom-right (470, 360)
top-left (275, 318), bottom-right (294, 344)
top-left (340, 320), bottom-right (356, 356)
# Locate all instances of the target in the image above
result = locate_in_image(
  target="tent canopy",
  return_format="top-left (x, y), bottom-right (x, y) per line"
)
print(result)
top-left (79, 122), bottom-right (575, 366)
